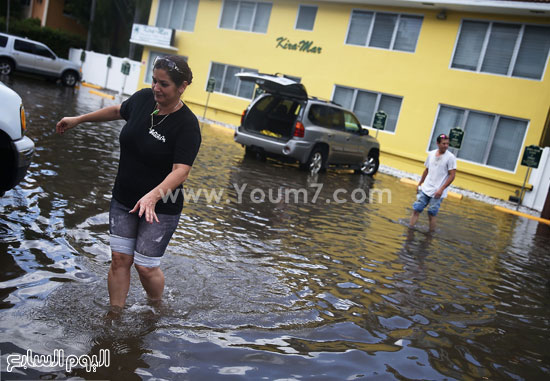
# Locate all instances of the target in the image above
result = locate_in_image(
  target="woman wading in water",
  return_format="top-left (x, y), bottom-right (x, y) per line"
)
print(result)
top-left (56, 56), bottom-right (201, 315)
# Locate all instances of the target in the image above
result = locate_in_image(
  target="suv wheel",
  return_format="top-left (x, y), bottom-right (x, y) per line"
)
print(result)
top-left (0, 59), bottom-right (14, 75)
top-left (356, 154), bottom-right (379, 176)
top-left (305, 147), bottom-right (326, 175)
top-left (61, 71), bottom-right (78, 87)
top-left (244, 146), bottom-right (266, 161)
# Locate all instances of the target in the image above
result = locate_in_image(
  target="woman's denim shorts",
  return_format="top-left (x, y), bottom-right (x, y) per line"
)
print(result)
top-left (412, 190), bottom-right (443, 216)
top-left (109, 198), bottom-right (180, 268)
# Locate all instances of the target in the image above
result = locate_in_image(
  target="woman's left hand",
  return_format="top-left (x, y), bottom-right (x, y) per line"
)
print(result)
top-left (130, 191), bottom-right (160, 224)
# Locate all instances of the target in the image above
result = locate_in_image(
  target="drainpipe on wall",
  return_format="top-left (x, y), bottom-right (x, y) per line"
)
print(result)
top-left (86, 0), bottom-right (97, 51)
top-left (41, 0), bottom-right (50, 27)
top-left (27, 0), bottom-right (33, 19)
top-left (5, 0), bottom-right (9, 33)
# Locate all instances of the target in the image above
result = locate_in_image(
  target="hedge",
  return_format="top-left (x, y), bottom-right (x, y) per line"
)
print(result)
top-left (0, 18), bottom-right (85, 58)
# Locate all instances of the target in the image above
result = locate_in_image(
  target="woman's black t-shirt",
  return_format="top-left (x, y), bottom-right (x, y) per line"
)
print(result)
top-left (113, 88), bottom-right (201, 215)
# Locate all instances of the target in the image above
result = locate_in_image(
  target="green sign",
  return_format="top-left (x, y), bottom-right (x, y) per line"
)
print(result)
top-left (253, 87), bottom-right (265, 99)
top-left (206, 78), bottom-right (216, 92)
top-left (373, 111), bottom-right (387, 130)
top-left (80, 51), bottom-right (86, 62)
top-left (449, 127), bottom-right (464, 149)
top-left (107, 56), bottom-right (112, 68)
top-left (521, 145), bottom-right (543, 168)
top-left (120, 62), bottom-right (130, 75)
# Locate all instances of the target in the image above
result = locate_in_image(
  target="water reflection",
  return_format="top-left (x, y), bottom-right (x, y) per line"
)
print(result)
top-left (1, 76), bottom-right (549, 380)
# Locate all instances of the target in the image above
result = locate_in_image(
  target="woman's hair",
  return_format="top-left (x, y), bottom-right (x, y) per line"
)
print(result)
top-left (153, 55), bottom-right (193, 87)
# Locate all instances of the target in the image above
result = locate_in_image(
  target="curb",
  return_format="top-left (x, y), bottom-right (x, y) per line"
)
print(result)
top-left (81, 82), bottom-right (102, 90)
top-left (89, 89), bottom-right (115, 100)
top-left (494, 205), bottom-right (550, 225)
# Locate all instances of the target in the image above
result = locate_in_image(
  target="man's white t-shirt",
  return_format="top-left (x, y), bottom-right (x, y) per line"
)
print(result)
top-left (420, 149), bottom-right (457, 198)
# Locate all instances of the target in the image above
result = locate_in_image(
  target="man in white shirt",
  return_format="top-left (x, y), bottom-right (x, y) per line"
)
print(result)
top-left (409, 134), bottom-right (457, 231)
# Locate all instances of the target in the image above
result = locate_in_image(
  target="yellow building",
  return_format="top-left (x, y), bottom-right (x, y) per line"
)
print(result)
top-left (136, 0), bottom-right (550, 201)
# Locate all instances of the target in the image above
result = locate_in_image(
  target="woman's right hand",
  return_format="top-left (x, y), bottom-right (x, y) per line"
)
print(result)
top-left (56, 116), bottom-right (80, 134)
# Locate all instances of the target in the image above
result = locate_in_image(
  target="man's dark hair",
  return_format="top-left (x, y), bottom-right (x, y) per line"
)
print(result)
top-left (437, 133), bottom-right (449, 143)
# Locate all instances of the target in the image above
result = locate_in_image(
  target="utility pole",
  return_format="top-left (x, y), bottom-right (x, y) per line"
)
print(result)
top-left (128, 2), bottom-right (142, 60)
top-left (5, 0), bottom-right (10, 33)
top-left (86, 0), bottom-right (97, 51)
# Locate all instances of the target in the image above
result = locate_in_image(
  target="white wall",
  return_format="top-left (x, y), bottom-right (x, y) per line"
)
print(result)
top-left (68, 49), bottom-right (141, 95)
top-left (523, 147), bottom-right (550, 212)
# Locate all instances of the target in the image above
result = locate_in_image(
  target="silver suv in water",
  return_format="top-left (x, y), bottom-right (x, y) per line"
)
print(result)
top-left (0, 32), bottom-right (80, 87)
top-left (234, 73), bottom-right (380, 175)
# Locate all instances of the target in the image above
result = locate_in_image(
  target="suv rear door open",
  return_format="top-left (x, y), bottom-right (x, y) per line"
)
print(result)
top-left (237, 73), bottom-right (307, 140)
top-left (235, 73), bottom-right (308, 101)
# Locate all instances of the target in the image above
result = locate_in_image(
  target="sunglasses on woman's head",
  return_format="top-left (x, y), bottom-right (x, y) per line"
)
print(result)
top-left (153, 57), bottom-right (183, 74)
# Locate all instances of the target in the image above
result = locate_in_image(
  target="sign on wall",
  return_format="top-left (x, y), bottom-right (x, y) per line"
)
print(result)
top-left (130, 24), bottom-right (175, 50)
top-left (521, 145), bottom-right (543, 168)
top-left (373, 111), bottom-right (387, 130)
top-left (206, 78), bottom-right (216, 93)
top-left (449, 127), bottom-right (464, 149)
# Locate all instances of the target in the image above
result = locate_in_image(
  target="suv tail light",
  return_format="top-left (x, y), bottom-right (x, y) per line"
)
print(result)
top-left (20, 105), bottom-right (26, 134)
top-left (293, 121), bottom-right (305, 138)
top-left (241, 109), bottom-right (247, 125)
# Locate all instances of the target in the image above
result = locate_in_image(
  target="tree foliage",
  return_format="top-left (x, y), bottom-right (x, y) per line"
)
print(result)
top-left (64, 0), bottom-right (151, 56)
top-left (0, 0), bottom-right (24, 20)
top-left (2, 0), bottom-right (151, 57)
top-left (0, 17), bottom-right (85, 58)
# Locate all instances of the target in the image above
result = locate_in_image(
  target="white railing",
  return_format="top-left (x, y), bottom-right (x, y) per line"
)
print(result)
top-left (68, 48), bottom-right (141, 95)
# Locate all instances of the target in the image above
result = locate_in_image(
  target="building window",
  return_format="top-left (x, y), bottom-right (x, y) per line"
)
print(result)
top-left (452, 20), bottom-right (550, 80)
top-left (144, 52), bottom-right (188, 84)
top-left (220, 0), bottom-right (272, 33)
top-left (345, 10), bottom-right (423, 53)
top-left (430, 106), bottom-right (528, 171)
top-left (209, 62), bottom-right (258, 98)
top-left (295, 5), bottom-right (317, 31)
top-left (332, 85), bottom-right (402, 133)
top-left (156, 0), bottom-right (199, 32)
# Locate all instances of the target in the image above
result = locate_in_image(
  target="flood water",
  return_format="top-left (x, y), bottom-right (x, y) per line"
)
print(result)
top-left (1, 76), bottom-right (549, 380)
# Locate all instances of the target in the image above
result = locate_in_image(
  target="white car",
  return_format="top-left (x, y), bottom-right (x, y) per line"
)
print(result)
top-left (0, 32), bottom-right (80, 87)
top-left (0, 81), bottom-right (34, 196)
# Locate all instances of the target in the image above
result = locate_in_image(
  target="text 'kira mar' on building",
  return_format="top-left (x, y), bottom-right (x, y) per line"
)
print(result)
top-left (275, 37), bottom-right (322, 54)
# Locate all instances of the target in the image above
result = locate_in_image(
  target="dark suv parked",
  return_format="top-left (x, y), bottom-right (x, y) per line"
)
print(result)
top-left (234, 73), bottom-right (380, 175)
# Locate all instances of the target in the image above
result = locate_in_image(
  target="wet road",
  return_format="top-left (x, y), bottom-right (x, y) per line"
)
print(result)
top-left (1, 76), bottom-right (550, 380)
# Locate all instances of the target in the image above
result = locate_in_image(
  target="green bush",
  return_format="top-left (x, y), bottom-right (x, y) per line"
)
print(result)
top-left (0, 17), bottom-right (85, 58)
